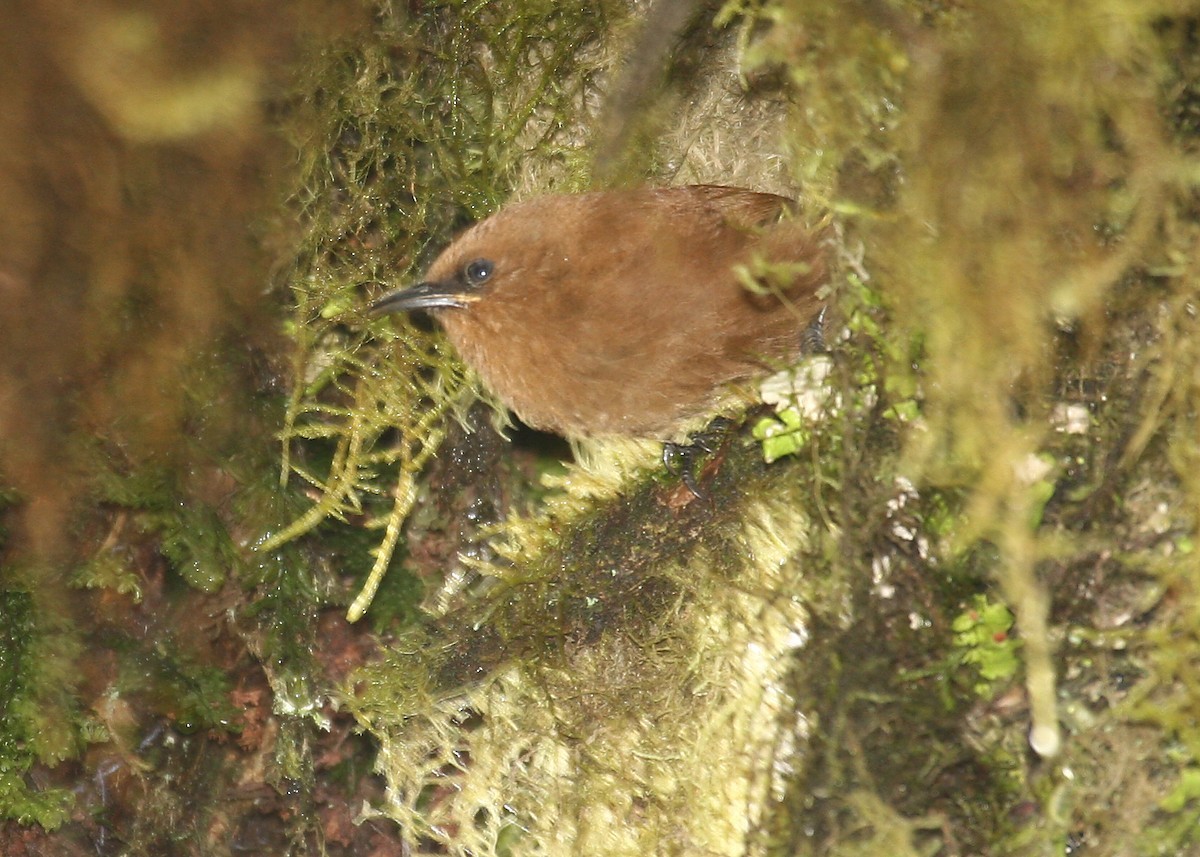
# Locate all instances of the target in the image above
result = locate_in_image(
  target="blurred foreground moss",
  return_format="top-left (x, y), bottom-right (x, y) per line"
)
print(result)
top-left (0, 336), bottom-right (332, 839)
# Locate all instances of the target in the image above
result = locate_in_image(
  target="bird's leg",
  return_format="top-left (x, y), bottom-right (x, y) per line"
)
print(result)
top-left (662, 416), bottom-right (737, 499)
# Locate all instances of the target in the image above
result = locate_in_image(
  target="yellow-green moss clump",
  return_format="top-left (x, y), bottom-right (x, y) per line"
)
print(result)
top-left (350, 442), bottom-right (822, 854)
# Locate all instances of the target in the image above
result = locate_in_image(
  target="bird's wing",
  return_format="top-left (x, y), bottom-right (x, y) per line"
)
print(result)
top-left (682, 184), bottom-right (795, 230)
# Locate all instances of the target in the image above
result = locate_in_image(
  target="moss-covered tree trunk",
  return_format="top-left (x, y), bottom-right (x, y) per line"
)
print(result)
top-left (3, 1), bottom-right (1200, 855)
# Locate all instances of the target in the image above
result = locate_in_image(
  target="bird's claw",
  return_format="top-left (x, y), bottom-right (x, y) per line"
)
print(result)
top-left (662, 417), bottom-right (736, 500)
top-left (801, 305), bottom-right (828, 355)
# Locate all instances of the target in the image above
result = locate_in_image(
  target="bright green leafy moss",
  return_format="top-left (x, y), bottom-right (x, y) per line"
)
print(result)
top-left (951, 596), bottom-right (1021, 696)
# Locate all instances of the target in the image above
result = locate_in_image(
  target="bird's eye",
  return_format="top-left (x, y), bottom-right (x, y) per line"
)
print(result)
top-left (464, 258), bottom-right (494, 287)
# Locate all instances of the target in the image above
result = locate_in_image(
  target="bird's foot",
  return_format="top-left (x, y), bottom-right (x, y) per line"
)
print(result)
top-left (800, 305), bottom-right (828, 355)
top-left (662, 416), bottom-right (736, 500)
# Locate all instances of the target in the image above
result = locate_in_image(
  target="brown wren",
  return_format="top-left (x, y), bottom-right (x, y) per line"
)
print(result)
top-left (371, 184), bottom-right (829, 439)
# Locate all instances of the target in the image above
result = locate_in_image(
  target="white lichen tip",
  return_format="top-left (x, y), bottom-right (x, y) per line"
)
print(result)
top-left (1029, 722), bottom-right (1062, 759)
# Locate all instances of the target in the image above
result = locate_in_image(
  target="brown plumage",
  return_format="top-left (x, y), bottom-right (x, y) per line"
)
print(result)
top-left (371, 185), bottom-right (829, 439)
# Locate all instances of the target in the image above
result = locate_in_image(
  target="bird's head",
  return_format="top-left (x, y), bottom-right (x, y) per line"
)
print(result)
top-left (369, 196), bottom-right (573, 322)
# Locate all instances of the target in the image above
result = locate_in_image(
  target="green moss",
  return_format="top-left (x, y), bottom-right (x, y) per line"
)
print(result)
top-left (72, 549), bottom-right (144, 603)
top-left (270, 0), bottom-right (628, 620)
top-left (82, 458), bottom-right (242, 593)
top-left (0, 590), bottom-right (78, 829)
top-left (753, 406), bottom-right (809, 462)
top-left (116, 642), bottom-right (241, 735)
top-left (951, 595), bottom-right (1021, 696)
top-left (722, 0), bottom-right (911, 204)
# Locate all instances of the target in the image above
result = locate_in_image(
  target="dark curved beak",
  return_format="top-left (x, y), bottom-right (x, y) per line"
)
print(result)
top-left (369, 281), bottom-right (477, 315)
